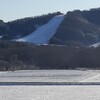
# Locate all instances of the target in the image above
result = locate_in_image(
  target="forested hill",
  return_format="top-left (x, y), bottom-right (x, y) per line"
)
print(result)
top-left (50, 8), bottom-right (100, 47)
top-left (1, 8), bottom-right (100, 47)
top-left (0, 12), bottom-right (62, 40)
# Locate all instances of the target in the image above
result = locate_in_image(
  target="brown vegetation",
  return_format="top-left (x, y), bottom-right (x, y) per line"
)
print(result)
top-left (0, 41), bottom-right (100, 71)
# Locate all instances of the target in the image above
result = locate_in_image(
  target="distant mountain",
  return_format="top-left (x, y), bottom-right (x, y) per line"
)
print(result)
top-left (1, 8), bottom-right (100, 47)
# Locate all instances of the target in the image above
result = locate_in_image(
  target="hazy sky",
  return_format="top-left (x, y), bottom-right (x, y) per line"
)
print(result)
top-left (0, 0), bottom-right (100, 22)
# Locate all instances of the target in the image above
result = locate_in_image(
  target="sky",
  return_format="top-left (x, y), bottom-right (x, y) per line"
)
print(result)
top-left (0, 0), bottom-right (100, 22)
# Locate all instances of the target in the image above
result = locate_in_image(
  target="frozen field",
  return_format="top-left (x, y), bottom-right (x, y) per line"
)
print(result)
top-left (0, 85), bottom-right (100, 100)
top-left (0, 70), bottom-right (100, 82)
top-left (0, 70), bottom-right (100, 100)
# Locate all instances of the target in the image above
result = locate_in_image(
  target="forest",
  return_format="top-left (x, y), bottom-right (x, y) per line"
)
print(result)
top-left (0, 40), bottom-right (100, 71)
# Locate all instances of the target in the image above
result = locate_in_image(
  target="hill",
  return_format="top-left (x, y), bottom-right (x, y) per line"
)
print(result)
top-left (0, 12), bottom-right (62, 40)
top-left (1, 8), bottom-right (100, 47)
top-left (50, 8), bottom-right (100, 47)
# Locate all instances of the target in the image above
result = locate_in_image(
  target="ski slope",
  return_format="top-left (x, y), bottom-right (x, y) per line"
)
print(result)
top-left (90, 42), bottom-right (100, 48)
top-left (16, 15), bottom-right (64, 44)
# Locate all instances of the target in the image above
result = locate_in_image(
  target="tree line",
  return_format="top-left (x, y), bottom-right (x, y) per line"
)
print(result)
top-left (0, 41), bottom-right (100, 71)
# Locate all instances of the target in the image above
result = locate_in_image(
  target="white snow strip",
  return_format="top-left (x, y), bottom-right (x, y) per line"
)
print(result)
top-left (16, 15), bottom-right (65, 44)
top-left (89, 42), bottom-right (100, 48)
top-left (0, 70), bottom-right (99, 82)
top-left (0, 36), bottom-right (3, 39)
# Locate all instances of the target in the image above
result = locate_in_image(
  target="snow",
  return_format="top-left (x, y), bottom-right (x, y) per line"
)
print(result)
top-left (16, 15), bottom-right (65, 44)
top-left (0, 86), bottom-right (100, 100)
top-left (81, 73), bottom-right (100, 82)
top-left (0, 70), bottom-right (99, 82)
top-left (0, 70), bottom-right (100, 100)
top-left (0, 36), bottom-right (3, 39)
top-left (90, 42), bottom-right (100, 48)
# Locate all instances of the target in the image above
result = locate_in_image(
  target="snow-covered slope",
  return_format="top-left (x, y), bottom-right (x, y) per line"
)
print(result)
top-left (90, 42), bottom-right (100, 48)
top-left (16, 15), bottom-right (64, 44)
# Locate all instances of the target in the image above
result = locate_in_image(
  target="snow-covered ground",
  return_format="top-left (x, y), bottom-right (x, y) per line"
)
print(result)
top-left (0, 70), bottom-right (100, 100)
top-left (16, 15), bottom-right (64, 44)
top-left (81, 73), bottom-right (100, 82)
top-left (0, 70), bottom-right (100, 82)
top-left (0, 86), bottom-right (100, 100)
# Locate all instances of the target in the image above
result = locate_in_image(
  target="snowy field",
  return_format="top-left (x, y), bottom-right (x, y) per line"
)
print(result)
top-left (1, 9), bottom-right (100, 100)
top-left (0, 70), bottom-right (100, 100)
top-left (0, 86), bottom-right (100, 100)
top-left (0, 70), bottom-right (100, 82)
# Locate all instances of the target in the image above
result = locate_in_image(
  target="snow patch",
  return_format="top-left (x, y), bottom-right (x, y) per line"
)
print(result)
top-left (90, 42), bottom-right (100, 48)
top-left (0, 36), bottom-right (3, 39)
top-left (16, 15), bottom-right (65, 44)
